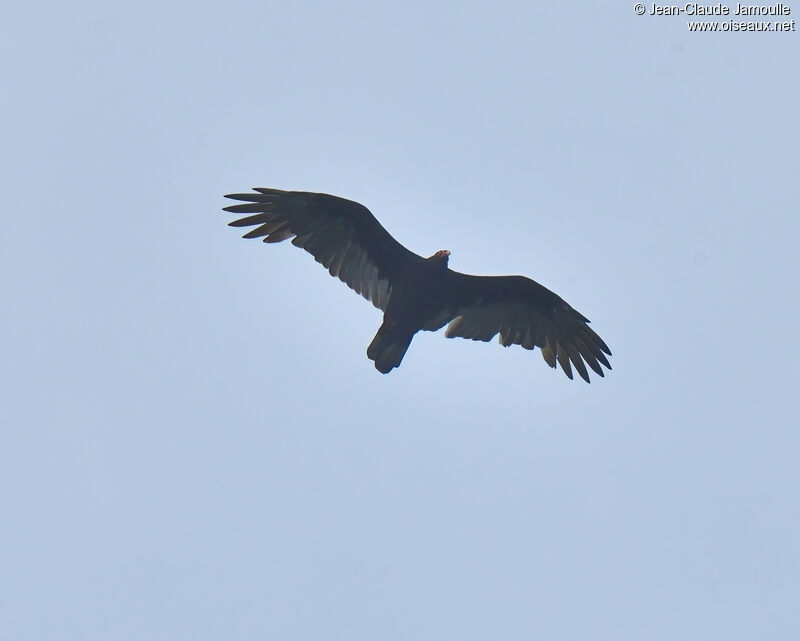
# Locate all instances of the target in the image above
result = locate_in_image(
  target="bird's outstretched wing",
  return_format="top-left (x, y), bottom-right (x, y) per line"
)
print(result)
top-left (442, 273), bottom-right (612, 382)
top-left (223, 188), bottom-right (424, 311)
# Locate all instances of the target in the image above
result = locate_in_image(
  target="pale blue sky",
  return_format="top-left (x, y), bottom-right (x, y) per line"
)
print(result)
top-left (2, 2), bottom-right (798, 640)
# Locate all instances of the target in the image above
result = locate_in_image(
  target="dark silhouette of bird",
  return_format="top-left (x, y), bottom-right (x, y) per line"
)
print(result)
top-left (223, 188), bottom-right (611, 381)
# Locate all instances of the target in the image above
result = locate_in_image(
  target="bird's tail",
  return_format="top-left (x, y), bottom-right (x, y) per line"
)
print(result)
top-left (367, 322), bottom-right (414, 374)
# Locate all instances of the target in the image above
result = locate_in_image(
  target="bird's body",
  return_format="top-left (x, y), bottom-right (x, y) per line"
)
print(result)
top-left (368, 250), bottom-right (452, 372)
top-left (223, 188), bottom-right (611, 381)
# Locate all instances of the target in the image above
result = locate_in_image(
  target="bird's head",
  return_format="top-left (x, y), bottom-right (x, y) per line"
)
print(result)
top-left (429, 249), bottom-right (451, 266)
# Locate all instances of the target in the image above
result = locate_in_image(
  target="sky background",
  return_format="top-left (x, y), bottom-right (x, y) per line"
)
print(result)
top-left (2, 2), bottom-right (798, 640)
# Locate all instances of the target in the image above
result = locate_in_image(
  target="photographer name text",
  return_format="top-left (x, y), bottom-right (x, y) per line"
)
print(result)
top-left (647, 2), bottom-right (790, 14)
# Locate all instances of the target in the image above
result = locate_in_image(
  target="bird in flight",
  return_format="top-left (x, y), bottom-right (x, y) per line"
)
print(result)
top-left (223, 188), bottom-right (611, 382)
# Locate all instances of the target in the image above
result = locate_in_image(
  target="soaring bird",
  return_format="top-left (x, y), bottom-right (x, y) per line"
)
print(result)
top-left (223, 188), bottom-right (611, 381)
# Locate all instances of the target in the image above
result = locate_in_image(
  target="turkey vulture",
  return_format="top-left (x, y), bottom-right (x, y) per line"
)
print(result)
top-left (223, 188), bottom-right (612, 381)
